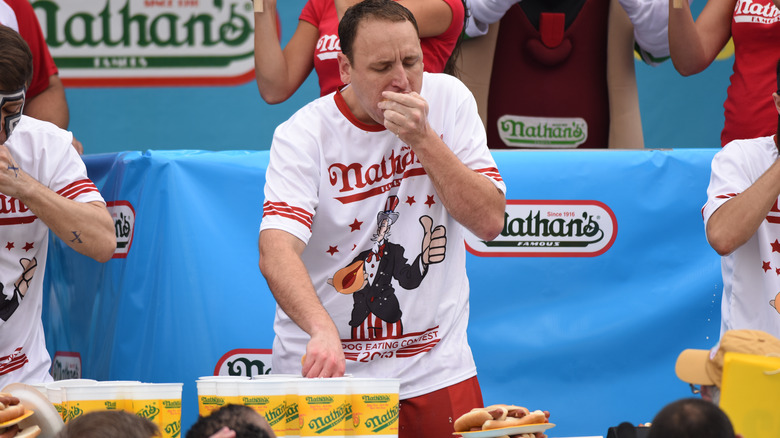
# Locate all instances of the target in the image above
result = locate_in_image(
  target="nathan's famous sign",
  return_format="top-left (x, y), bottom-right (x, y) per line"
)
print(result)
top-left (32, 0), bottom-right (257, 86)
top-left (465, 200), bottom-right (617, 257)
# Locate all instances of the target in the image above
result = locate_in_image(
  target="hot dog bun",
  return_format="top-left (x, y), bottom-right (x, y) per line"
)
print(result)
top-left (482, 410), bottom-right (547, 430)
top-left (454, 410), bottom-right (493, 432)
top-left (0, 404), bottom-right (24, 424)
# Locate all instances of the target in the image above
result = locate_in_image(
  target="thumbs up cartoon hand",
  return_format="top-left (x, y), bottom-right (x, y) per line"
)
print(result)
top-left (420, 215), bottom-right (447, 266)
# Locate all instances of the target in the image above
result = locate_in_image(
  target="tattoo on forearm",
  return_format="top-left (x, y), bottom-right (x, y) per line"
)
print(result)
top-left (70, 231), bottom-right (83, 243)
top-left (7, 164), bottom-right (18, 178)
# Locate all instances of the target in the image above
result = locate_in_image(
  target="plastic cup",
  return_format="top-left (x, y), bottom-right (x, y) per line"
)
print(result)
top-left (297, 378), bottom-right (352, 438)
top-left (349, 378), bottom-right (399, 438)
top-left (239, 379), bottom-right (291, 436)
top-left (62, 384), bottom-right (121, 422)
top-left (196, 376), bottom-right (248, 417)
top-left (46, 379), bottom-right (98, 423)
top-left (252, 375), bottom-right (302, 437)
top-left (129, 383), bottom-right (183, 438)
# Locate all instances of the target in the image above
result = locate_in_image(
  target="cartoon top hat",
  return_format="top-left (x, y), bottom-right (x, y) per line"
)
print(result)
top-left (377, 195), bottom-right (400, 226)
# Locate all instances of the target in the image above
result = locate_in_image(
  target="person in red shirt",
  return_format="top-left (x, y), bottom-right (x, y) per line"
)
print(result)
top-left (0, 0), bottom-right (82, 153)
top-left (252, 0), bottom-right (465, 104)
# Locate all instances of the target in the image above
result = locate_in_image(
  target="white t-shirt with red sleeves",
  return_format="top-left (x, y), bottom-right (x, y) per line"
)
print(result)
top-left (0, 116), bottom-right (105, 388)
top-left (703, 135), bottom-right (780, 339)
top-left (260, 72), bottom-right (505, 399)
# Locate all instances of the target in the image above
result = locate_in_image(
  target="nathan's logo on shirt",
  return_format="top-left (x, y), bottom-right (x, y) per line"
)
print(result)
top-left (316, 33), bottom-right (340, 61)
top-left (0, 195), bottom-right (34, 225)
top-left (497, 115), bottom-right (587, 148)
top-left (465, 200), bottom-right (617, 257)
top-left (328, 146), bottom-right (425, 204)
top-left (107, 201), bottom-right (135, 258)
top-left (734, 0), bottom-right (780, 23)
top-left (33, 0), bottom-right (256, 87)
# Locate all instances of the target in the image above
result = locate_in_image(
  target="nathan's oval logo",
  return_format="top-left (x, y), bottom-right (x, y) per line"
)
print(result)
top-left (466, 200), bottom-right (617, 257)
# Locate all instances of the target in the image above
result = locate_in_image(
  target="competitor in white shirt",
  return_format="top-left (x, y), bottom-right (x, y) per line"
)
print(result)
top-left (258, 1), bottom-right (506, 437)
top-left (702, 59), bottom-right (780, 339)
top-left (0, 26), bottom-right (115, 388)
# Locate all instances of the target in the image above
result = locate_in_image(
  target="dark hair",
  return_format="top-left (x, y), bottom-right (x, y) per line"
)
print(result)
top-left (647, 398), bottom-right (736, 438)
top-left (0, 25), bottom-right (33, 92)
top-left (186, 404), bottom-right (275, 438)
top-left (54, 410), bottom-right (161, 438)
top-left (338, 0), bottom-right (419, 63)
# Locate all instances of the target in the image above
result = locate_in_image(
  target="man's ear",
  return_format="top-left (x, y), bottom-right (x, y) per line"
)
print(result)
top-left (337, 52), bottom-right (351, 85)
top-left (774, 92), bottom-right (780, 115)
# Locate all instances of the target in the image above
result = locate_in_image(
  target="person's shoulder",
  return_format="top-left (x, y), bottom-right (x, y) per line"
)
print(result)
top-left (718, 135), bottom-right (776, 160)
top-left (421, 72), bottom-right (471, 97)
top-left (10, 116), bottom-right (74, 149)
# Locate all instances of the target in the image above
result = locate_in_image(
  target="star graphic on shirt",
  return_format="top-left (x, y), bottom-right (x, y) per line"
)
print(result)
top-left (425, 195), bottom-right (436, 208)
top-left (22, 242), bottom-right (34, 252)
top-left (349, 219), bottom-right (363, 232)
top-left (775, 267), bottom-right (780, 275)
top-left (352, 244), bottom-right (357, 251)
top-left (5, 242), bottom-right (13, 251)
top-left (406, 196), bottom-right (416, 206)
top-left (326, 246), bottom-right (339, 256)
top-left (763, 261), bottom-right (772, 272)
top-left (772, 239), bottom-right (780, 253)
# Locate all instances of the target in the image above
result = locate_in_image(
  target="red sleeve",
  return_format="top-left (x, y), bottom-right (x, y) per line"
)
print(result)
top-left (7, 0), bottom-right (58, 99)
top-left (299, 0), bottom-right (320, 28)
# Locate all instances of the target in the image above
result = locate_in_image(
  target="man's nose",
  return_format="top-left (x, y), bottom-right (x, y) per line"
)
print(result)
top-left (389, 63), bottom-right (410, 92)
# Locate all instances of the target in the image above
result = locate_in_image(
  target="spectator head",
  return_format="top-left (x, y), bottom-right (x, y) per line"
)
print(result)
top-left (647, 398), bottom-right (737, 438)
top-left (54, 410), bottom-right (160, 438)
top-left (186, 404), bottom-right (275, 438)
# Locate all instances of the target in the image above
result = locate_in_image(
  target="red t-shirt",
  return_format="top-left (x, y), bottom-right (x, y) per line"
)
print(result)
top-left (721, 0), bottom-right (780, 146)
top-left (4, 0), bottom-right (58, 99)
top-left (299, 0), bottom-right (465, 96)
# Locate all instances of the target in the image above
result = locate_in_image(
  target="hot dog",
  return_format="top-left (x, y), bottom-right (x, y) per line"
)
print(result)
top-left (0, 405), bottom-right (24, 425)
top-left (453, 406), bottom-right (510, 431)
top-left (482, 410), bottom-right (547, 430)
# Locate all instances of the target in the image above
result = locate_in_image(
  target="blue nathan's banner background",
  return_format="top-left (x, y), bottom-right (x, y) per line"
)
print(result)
top-left (29, 0), bottom-right (732, 153)
top-left (45, 149), bottom-right (723, 437)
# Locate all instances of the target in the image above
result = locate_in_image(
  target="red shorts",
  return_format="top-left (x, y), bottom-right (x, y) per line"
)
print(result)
top-left (398, 376), bottom-right (484, 438)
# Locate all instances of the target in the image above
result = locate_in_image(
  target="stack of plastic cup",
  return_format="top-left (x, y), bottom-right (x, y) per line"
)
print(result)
top-left (129, 382), bottom-right (183, 438)
top-left (239, 379), bottom-right (291, 436)
top-left (349, 378), bottom-right (400, 438)
top-left (196, 376), bottom-right (249, 417)
top-left (253, 375), bottom-right (302, 438)
top-left (45, 379), bottom-right (98, 423)
top-left (297, 377), bottom-right (352, 438)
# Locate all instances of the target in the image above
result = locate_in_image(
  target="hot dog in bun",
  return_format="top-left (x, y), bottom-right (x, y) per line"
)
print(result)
top-left (0, 393), bottom-right (25, 438)
top-left (454, 404), bottom-right (549, 432)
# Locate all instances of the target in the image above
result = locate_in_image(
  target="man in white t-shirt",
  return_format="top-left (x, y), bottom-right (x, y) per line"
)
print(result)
top-left (257, 1), bottom-right (506, 437)
top-left (0, 25), bottom-right (116, 388)
top-left (702, 60), bottom-right (780, 340)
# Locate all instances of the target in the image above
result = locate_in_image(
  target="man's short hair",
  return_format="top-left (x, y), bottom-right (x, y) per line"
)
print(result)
top-left (0, 25), bottom-right (33, 92)
top-left (54, 410), bottom-right (160, 438)
top-left (186, 404), bottom-right (275, 438)
top-left (647, 398), bottom-right (736, 438)
top-left (338, 0), bottom-right (419, 63)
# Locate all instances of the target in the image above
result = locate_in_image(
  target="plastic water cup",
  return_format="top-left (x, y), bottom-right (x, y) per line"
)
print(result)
top-left (349, 378), bottom-right (400, 438)
top-left (252, 375), bottom-right (302, 437)
top-left (46, 379), bottom-right (98, 423)
top-left (297, 378), bottom-right (351, 438)
top-left (62, 384), bottom-right (121, 422)
top-left (129, 383), bottom-right (183, 438)
top-left (196, 376), bottom-right (248, 417)
top-left (239, 379), bottom-right (292, 436)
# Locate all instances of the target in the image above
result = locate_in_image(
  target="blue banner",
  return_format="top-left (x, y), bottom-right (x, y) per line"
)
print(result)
top-left (45, 148), bottom-right (722, 437)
